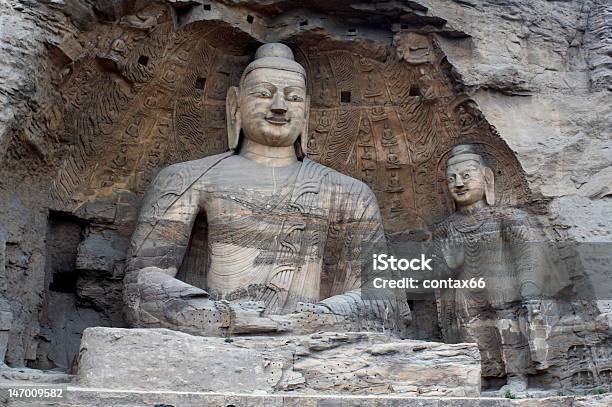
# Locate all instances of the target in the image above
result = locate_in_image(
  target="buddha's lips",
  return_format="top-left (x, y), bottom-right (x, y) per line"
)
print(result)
top-left (454, 189), bottom-right (469, 196)
top-left (265, 116), bottom-right (290, 125)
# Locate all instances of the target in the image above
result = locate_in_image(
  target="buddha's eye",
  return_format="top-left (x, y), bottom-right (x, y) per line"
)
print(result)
top-left (287, 94), bottom-right (304, 102)
top-left (448, 177), bottom-right (455, 183)
top-left (463, 173), bottom-right (470, 179)
top-left (253, 90), bottom-right (272, 98)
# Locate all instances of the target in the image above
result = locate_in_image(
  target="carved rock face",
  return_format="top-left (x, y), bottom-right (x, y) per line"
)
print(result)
top-left (446, 159), bottom-right (487, 208)
top-left (239, 67), bottom-right (307, 148)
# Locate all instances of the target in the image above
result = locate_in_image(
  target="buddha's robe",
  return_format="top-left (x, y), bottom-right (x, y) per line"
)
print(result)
top-left (124, 153), bottom-right (408, 336)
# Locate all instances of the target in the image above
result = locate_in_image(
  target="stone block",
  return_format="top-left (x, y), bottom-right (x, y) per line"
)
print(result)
top-left (75, 229), bottom-right (128, 274)
top-left (2, 387), bottom-right (612, 407)
top-left (73, 201), bottom-right (116, 224)
top-left (75, 327), bottom-right (481, 397)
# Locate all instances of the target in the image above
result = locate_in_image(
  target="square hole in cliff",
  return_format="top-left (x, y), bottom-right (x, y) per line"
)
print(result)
top-left (340, 91), bottom-right (351, 103)
top-left (409, 85), bottom-right (421, 97)
top-left (195, 77), bottom-right (206, 90)
top-left (49, 271), bottom-right (78, 293)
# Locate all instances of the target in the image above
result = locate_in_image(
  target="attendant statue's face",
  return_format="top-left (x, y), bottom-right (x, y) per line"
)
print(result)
top-left (447, 159), bottom-right (487, 207)
top-left (445, 144), bottom-right (495, 209)
top-left (240, 68), bottom-right (307, 147)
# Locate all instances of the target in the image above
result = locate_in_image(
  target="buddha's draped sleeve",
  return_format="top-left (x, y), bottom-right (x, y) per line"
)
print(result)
top-left (317, 175), bottom-right (410, 332)
top-left (125, 165), bottom-right (200, 277)
top-left (124, 153), bottom-right (232, 277)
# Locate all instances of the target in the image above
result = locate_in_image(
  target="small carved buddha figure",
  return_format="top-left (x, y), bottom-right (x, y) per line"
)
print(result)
top-left (306, 132), bottom-right (319, 156)
top-left (386, 149), bottom-right (401, 169)
top-left (364, 73), bottom-right (382, 98)
top-left (124, 43), bottom-right (409, 338)
top-left (358, 121), bottom-right (373, 146)
top-left (458, 106), bottom-right (474, 129)
top-left (434, 144), bottom-right (543, 394)
top-left (381, 121), bottom-right (397, 146)
top-left (314, 111), bottom-right (331, 133)
top-left (387, 171), bottom-right (404, 193)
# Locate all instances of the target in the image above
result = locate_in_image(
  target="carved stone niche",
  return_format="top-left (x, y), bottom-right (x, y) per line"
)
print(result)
top-left (36, 0), bottom-right (532, 367)
top-left (49, 2), bottom-right (530, 229)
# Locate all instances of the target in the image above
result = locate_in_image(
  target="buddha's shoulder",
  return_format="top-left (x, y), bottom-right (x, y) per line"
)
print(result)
top-left (153, 152), bottom-right (233, 181)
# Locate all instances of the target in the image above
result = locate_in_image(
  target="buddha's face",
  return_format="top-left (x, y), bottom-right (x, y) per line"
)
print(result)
top-left (239, 67), bottom-right (307, 147)
top-left (446, 159), bottom-right (487, 207)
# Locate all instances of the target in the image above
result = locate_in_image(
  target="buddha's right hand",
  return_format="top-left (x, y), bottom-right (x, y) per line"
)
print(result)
top-left (135, 267), bottom-right (209, 302)
top-left (128, 269), bottom-right (290, 335)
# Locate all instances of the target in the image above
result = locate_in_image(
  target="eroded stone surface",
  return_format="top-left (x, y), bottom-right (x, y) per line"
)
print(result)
top-left (75, 327), bottom-right (481, 397)
top-left (1, 387), bottom-right (611, 407)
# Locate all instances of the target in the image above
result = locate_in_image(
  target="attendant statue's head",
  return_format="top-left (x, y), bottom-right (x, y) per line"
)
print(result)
top-left (446, 144), bottom-right (495, 211)
top-left (226, 43), bottom-right (309, 157)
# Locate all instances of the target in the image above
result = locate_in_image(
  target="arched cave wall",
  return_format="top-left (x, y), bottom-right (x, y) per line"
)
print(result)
top-left (0, 0), bottom-right (609, 368)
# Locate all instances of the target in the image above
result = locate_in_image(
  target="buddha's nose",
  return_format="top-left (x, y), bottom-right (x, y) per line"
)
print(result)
top-left (270, 92), bottom-right (288, 114)
top-left (455, 177), bottom-right (464, 187)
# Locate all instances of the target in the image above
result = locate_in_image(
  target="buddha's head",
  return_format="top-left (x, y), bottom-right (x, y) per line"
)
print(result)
top-left (446, 144), bottom-right (495, 209)
top-left (226, 43), bottom-right (309, 156)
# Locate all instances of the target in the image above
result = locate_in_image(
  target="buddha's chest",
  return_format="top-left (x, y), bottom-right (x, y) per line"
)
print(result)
top-left (201, 186), bottom-right (330, 308)
top-left (201, 187), bottom-right (330, 253)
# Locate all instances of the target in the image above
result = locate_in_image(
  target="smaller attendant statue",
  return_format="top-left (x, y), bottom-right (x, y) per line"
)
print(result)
top-left (434, 144), bottom-right (545, 394)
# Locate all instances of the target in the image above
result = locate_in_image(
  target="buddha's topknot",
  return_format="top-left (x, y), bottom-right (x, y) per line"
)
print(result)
top-left (241, 43), bottom-right (306, 85)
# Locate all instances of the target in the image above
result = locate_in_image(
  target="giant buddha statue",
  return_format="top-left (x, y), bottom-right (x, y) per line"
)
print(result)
top-left (123, 43), bottom-right (409, 337)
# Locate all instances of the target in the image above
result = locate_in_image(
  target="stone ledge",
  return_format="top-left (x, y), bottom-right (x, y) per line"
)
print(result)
top-left (75, 327), bottom-right (481, 397)
top-left (1, 387), bottom-right (611, 407)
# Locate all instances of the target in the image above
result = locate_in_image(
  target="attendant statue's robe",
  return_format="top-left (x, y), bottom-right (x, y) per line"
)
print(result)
top-left (124, 153), bottom-right (408, 336)
top-left (432, 206), bottom-right (545, 378)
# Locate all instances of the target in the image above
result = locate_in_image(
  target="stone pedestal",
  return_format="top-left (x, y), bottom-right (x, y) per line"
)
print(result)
top-left (3, 388), bottom-right (612, 407)
top-left (75, 328), bottom-right (481, 397)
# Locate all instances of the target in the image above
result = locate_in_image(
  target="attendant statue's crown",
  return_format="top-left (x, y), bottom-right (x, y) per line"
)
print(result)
top-left (241, 43), bottom-right (306, 84)
top-left (447, 144), bottom-right (485, 166)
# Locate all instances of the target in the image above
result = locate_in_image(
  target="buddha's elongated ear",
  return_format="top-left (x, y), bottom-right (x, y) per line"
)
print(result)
top-left (226, 86), bottom-right (241, 151)
top-left (483, 166), bottom-right (495, 205)
top-left (299, 95), bottom-right (311, 157)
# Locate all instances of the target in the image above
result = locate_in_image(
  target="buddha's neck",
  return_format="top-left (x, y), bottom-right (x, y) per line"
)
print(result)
top-left (457, 199), bottom-right (487, 214)
top-left (239, 137), bottom-right (298, 167)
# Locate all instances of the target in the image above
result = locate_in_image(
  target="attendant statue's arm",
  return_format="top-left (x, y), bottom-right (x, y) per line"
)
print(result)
top-left (503, 211), bottom-right (542, 301)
